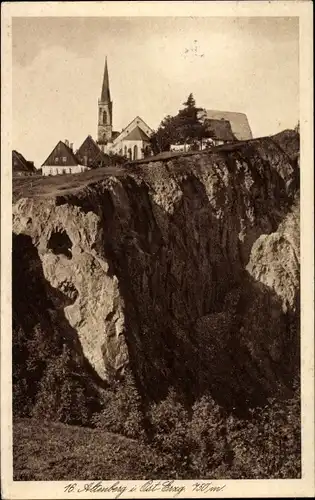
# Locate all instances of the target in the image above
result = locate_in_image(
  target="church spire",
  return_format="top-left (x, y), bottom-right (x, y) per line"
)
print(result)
top-left (101, 56), bottom-right (111, 103)
top-left (97, 56), bottom-right (113, 148)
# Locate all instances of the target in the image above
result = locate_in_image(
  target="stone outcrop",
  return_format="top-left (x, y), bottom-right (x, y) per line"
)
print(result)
top-left (12, 132), bottom-right (300, 410)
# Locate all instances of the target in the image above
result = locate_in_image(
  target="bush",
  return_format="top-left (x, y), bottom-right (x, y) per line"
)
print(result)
top-left (189, 395), bottom-right (230, 477)
top-left (148, 388), bottom-right (191, 471)
top-left (31, 345), bottom-right (90, 426)
top-left (92, 369), bottom-right (145, 440)
top-left (147, 386), bottom-right (300, 479)
top-left (224, 385), bottom-right (301, 478)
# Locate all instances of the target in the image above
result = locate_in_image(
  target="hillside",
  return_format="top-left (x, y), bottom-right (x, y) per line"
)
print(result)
top-left (12, 130), bottom-right (300, 479)
top-left (13, 418), bottom-right (173, 480)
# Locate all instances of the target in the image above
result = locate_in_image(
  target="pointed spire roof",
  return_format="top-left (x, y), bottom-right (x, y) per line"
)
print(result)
top-left (101, 56), bottom-right (111, 102)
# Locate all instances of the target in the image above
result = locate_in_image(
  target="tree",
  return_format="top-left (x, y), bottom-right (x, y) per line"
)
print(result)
top-left (92, 369), bottom-right (145, 440)
top-left (150, 115), bottom-right (182, 154)
top-left (149, 388), bottom-right (190, 464)
top-left (108, 151), bottom-right (128, 166)
top-left (150, 93), bottom-right (214, 154)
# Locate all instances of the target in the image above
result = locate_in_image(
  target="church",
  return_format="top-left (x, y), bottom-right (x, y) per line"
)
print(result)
top-left (42, 57), bottom-right (153, 175)
top-left (96, 57), bottom-right (153, 160)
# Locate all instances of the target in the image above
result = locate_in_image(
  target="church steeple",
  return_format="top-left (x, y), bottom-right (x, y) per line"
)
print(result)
top-left (97, 56), bottom-right (113, 149)
top-left (101, 57), bottom-right (111, 102)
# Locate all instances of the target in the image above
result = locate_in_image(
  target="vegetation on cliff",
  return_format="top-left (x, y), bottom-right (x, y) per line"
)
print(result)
top-left (149, 93), bottom-right (214, 153)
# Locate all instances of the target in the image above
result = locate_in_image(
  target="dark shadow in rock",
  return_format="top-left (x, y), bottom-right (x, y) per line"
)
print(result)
top-left (47, 228), bottom-right (72, 259)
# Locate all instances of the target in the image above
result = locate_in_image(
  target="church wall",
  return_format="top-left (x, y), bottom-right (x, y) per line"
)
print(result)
top-left (111, 139), bottom-right (149, 160)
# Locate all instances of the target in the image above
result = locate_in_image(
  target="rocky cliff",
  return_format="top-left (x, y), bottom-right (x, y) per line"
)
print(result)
top-left (13, 132), bottom-right (300, 412)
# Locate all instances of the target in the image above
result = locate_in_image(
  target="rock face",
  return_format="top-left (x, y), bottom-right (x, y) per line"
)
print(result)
top-left (12, 132), bottom-right (300, 410)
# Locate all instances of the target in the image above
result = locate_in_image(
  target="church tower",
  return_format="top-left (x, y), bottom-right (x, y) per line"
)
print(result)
top-left (97, 57), bottom-right (113, 150)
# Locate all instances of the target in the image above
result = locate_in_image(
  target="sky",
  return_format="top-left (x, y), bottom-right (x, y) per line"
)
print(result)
top-left (12, 16), bottom-right (299, 168)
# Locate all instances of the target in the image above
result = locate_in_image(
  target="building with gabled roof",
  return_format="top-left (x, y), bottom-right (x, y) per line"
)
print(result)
top-left (199, 109), bottom-right (252, 141)
top-left (96, 58), bottom-right (153, 161)
top-left (41, 139), bottom-right (90, 176)
top-left (205, 118), bottom-right (236, 144)
top-left (76, 135), bottom-right (110, 168)
top-left (12, 150), bottom-right (36, 176)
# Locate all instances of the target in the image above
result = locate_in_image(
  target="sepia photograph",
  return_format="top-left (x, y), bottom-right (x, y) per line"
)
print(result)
top-left (1, 1), bottom-right (314, 499)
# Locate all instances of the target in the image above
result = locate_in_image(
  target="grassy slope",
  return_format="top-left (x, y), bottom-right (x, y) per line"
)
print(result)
top-left (14, 418), bottom-right (172, 480)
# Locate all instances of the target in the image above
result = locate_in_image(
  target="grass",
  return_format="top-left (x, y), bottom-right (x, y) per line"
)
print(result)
top-left (13, 418), bottom-right (173, 480)
top-left (13, 167), bottom-right (127, 203)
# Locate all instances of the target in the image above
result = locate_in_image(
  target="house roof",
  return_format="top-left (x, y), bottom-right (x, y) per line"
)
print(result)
top-left (77, 135), bottom-right (101, 159)
top-left (113, 116), bottom-right (153, 145)
top-left (12, 150), bottom-right (35, 173)
top-left (76, 135), bottom-right (111, 167)
top-left (123, 126), bottom-right (150, 142)
top-left (205, 119), bottom-right (236, 142)
top-left (42, 140), bottom-right (81, 167)
top-left (203, 110), bottom-right (252, 141)
top-left (93, 149), bottom-right (111, 166)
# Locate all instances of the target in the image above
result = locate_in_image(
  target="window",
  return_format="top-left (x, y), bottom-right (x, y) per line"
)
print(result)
top-left (62, 157), bottom-right (67, 163)
top-left (55, 157), bottom-right (59, 164)
top-left (133, 145), bottom-right (138, 160)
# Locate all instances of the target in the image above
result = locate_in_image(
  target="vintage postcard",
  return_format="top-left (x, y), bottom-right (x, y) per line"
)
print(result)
top-left (1, 1), bottom-right (314, 499)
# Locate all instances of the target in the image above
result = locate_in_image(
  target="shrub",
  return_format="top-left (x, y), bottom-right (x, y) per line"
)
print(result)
top-left (92, 369), bottom-right (145, 440)
top-left (149, 388), bottom-right (190, 470)
top-left (224, 384), bottom-right (301, 478)
top-left (31, 345), bottom-right (90, 426)
top-left (147, 386), bottom-right (300, 479)
top-left (189, 395), bottom-right (229, 477)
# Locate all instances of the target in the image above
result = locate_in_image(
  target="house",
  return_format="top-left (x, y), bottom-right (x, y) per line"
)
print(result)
top-left (41, 140), bottom-right (89, 176)
top-left (170, 118), bottom-right (236, 151)
top-left (76, 135), bottom-right (110, 168)
top-left (204, 118), bottom-right (236, 146)
top-left (199, 109), bottom-right (253, 141)
top-left (96, 57), bottom-right (153, 161)
top-left (12, 150), bottom-right (36, 176)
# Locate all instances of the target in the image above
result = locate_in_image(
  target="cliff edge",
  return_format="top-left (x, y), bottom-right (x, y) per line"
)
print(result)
top-left (13, 132), bottom-right (300, 412)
